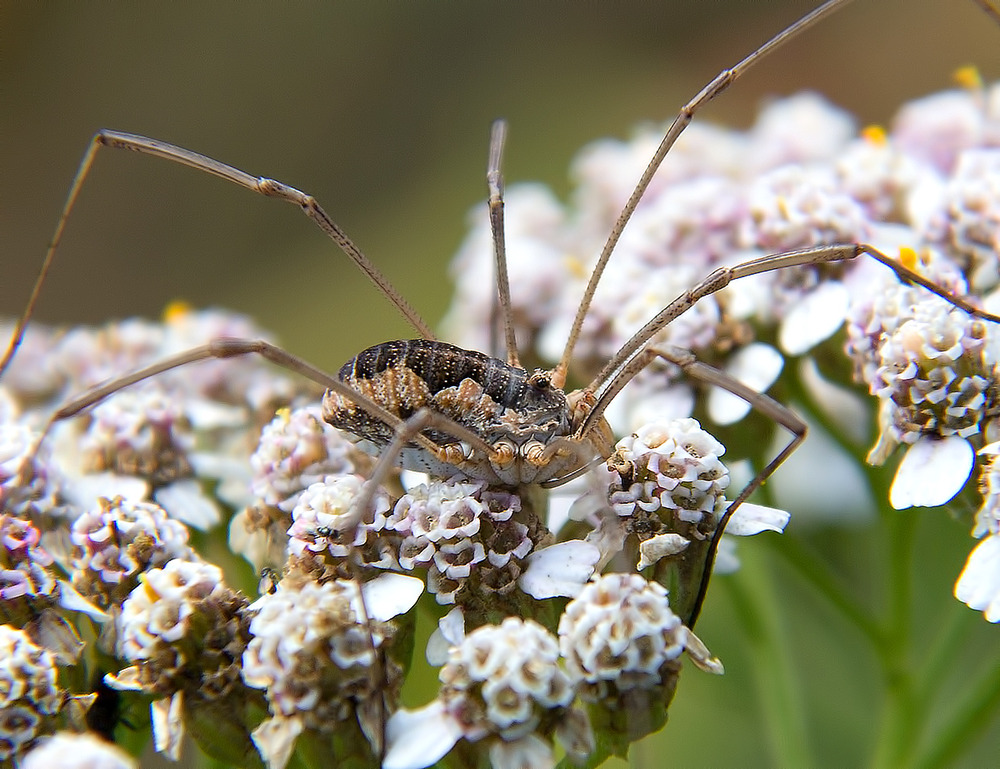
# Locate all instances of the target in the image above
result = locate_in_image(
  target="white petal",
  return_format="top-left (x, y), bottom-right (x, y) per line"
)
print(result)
top-left (426, 606), bottom-right (465, 666)
top-left (779, 280), bottom-right (850, 355)
top-left (678, 626), bottom-right (725, 675)
top-left (889, 436), bottom-right (974, 509)
top-left (154, 480), bottom-right (220, 530)
top-left (103, 667), bottom-right (144, 691)
top-left (426, 608), bottom-right (466, 666)
top-left (63, 473), bottom-right (148, 508)
top-left (725, 502), bottom-right (790, 536)
top-left (186, 399), bottom-right (247, 429)
top-left (955, 534), bottom-right (1000, 622)
top-left (798, 356), bottom-right (870, 444)
top-left (708, 343), bottom-right (784, 425)
top-left (151, 692), bottom-right (184, 761)
top-left (358, 573), bottom-right (424, 621)
top-left (400, 469), bottom-right (431, 491)
top-left (623, 384), bottom-right (695, 433)
top-left (57, 580), bottom-right (111, 622)
top-left (384, 701), bottom-right (463, 769)
top-left (519, 541), bottom-right (600, 599)
top-left (712, 538), bottom-right (740, 575)
top-left (251, 715), bottom-right (304, 769)
top-left (637, 533), bottom-right (689, 570)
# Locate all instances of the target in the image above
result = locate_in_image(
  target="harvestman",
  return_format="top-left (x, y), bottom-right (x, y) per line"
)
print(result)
top-left (6, 0), bottom-right (1000, 630)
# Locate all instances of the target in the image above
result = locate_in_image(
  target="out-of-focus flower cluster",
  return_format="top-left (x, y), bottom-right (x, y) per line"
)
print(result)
top-left (1, 76), bottom-right (999, 769)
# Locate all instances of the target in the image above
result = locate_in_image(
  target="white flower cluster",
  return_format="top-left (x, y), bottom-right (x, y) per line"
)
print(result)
top-left (242, 578), bottom-right (391, 723)
top-left (0, 514), bottom-right (56, 611)
top-left (385, 616), bottom-right (593, 769)
top-left (287, 475), bottom-right (392, 562)
top-left (0, 307), bottom-right (314, 531)
top-left (116, 559), bottom-right (228, 665)
top-left (869, 305), bottom-right (995, 452)
top-left (242, 572), bottom-right (421, 769)
top-left (608, 418), bottom-right (730, 524)
top-left (3, 66), bottom-right (1000, 769)
top-left (387, 480), bottom-right (525, 604)
top-left (0, 625), bottom-right (64, 760)
top-left (70, 496), bottom-right (194, 610)
top-left (559, 573), bottom-right (721, 702)
top-left (249, 405), bottom-right (371, 512)
top-left (445, 82), bottom-right (1000, 620)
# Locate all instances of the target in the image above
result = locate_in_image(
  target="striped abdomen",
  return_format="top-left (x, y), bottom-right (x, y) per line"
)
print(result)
top-left (323, 339), bottom-right (571, 447)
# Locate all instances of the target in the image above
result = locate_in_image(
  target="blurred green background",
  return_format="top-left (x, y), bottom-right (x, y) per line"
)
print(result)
top-left (3, 1), bottom-right (1000, 767)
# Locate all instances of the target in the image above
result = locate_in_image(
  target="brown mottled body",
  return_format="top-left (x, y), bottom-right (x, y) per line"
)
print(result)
top-left (322, 339), bottom-right (614, 486)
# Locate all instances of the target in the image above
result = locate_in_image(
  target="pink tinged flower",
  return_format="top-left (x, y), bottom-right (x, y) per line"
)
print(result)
top-left (889, 435), bottom-right (975, 509)
top-left (955, 533), bottom-right (1000, 622)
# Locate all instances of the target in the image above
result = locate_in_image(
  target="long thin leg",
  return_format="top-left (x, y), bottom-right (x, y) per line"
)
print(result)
top-left (551, 0), bottom-right (856, 388)
top-left (587, 243), bottom-right (1000, 395)
top-left (0, 130), bottom-right (434, 379)
top-left (578, 343), bottom-right (806, 627)
top-left (339, 405), bottom-right (499, 758)
top-left (486, 120), bottom-right (520, 368)
top-left (22, 337), bottom-right (497, 487)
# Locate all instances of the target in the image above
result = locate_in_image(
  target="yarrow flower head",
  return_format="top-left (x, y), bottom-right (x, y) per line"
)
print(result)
top-left (558, 574), bottom-right (722, 707)
top-left (232, 405), bottom-right (375, 571)
top-left (107, 558), bottom-right (252, 760)
top-left (867, 295), bottom-right (999, 509)
top-left (384, 617), bottom-right (592, 769)
top-left (955, 442), bottom-right (1000, 620)
top-left (0, 515), bottom-right (56, 625)
top-left (386, 479), bottom-right (528, 606)
top-left (0, 624), bottom-right (66, 761)
top-left (70, 496), bottom-right (195, 611)
top-left (242, 571), bottom-right (421, 769)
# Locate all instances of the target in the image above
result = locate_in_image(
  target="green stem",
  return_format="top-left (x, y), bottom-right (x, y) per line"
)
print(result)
top-left (871, 510), bottom-right (918, 769)
top-left (913, 601), bottom-right (977, 708)
top-left (914, 653), bottom-right (1000, 769)
top-left (725, 545), bottom-right (814, 769)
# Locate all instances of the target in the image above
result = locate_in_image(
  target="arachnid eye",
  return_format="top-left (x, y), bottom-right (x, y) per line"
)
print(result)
top-left (528, 371), bottom-right (551, 389)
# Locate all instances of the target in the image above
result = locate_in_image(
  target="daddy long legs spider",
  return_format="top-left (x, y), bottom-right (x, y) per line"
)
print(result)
top-left (3, 1), bottom-right (1000, 767)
